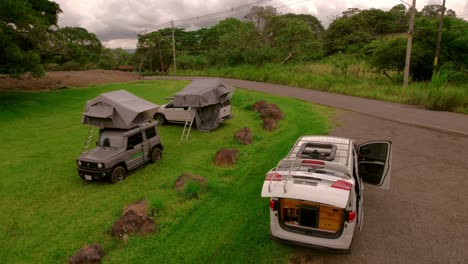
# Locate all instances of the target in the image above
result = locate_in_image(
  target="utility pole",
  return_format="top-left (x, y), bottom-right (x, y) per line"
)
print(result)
top-left (171, 19), bottom-right (177, 73)
top-left (433, 0), bottom-right (446, 74)
top-left (403, 0), bottom-right (417, 88)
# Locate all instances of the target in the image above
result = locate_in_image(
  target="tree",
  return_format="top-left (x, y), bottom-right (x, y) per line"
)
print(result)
top-left (420, 5), bottom-right (456, 18)
top-left (323, 7), bottom-right (409, 55)
top-left (280, 13), bottom-right (324, 35)
top-left (0, 0), bottom-right (61, 76)
top-left (265, 16), bottom-right (322, 62)
top-left (55, 27), bottom-right (102, 67)
top-left (97, 48), bottom-right (132, 69)
top-left (364, 36), bottom-right (407, 83)
top-left (135, 31), bottom-right (172, 72)
top-left (244, 6), bottom-right (278, 36)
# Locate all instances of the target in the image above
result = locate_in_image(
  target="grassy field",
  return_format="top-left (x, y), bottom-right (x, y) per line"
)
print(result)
top-left (0, 80), bottom-right (331, 263)
top-left (176, 63), bottom-right (468, 114)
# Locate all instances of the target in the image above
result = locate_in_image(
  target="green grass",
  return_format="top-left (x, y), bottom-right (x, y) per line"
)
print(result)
top-left (176, 63), bottom-right (468, 114)
top-left (0, 80), bottom-right (331, 263)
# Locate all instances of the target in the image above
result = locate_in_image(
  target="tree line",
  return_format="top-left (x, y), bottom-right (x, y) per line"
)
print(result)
top-left (1, 1), bottom-right (467, 83)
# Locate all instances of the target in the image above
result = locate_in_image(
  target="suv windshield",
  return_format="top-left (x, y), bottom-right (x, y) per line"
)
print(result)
top-left (98, 131), bottom-right (125, 149)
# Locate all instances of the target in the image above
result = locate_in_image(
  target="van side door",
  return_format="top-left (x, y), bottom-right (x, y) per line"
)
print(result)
top-left (357, 141), bottom-right (392, 190)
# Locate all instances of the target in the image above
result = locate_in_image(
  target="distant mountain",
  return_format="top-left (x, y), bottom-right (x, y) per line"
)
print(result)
top-left (124, 49), bottom-right (136, 54)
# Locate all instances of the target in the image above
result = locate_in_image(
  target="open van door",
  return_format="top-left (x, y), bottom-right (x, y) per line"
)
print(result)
top-left (358, 141), bottom-right (392, 190)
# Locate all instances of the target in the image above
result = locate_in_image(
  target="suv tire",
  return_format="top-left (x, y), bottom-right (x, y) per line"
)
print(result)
top-left (110, 166), bottom-right (126, 184)
top-left (154, 114), bottom-right (166, 125)
top-left (150, 147), bottom-right (162, 163)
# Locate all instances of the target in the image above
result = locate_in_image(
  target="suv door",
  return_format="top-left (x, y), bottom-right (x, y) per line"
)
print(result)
top-left (126, 132), bottom-right (145, 170)
top-left (357, 141), bottom-right (392, 190)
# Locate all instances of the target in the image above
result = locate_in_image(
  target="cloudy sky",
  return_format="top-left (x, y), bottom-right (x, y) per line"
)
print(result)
top-left (54, 0), bottom-right (468, 49)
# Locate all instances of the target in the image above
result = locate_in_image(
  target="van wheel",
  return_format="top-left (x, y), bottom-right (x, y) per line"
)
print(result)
top-left (154, 114), bottom-right (166, 125)
top-left (150, 148), bottom-right (162, 163)
top-left (110, 166), bottom-right (126, 184)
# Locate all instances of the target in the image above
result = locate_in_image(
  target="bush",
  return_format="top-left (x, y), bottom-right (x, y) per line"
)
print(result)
top-left (177, 55), bottom-right (207, 70)
top-left (149, 196), bottom-right (164, 216)
top-left (183, 180), bottom-right (201, 199)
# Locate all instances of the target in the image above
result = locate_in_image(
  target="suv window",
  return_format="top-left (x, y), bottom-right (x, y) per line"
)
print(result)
top-left (145, 127), bottom-right (157, 139)
top-left (127, 133), bottom-right (143, 150)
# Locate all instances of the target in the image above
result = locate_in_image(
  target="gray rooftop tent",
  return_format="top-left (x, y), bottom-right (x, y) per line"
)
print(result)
top-left (172, 79), bottom-right (234, 131)
top-left (81, 90), bottom-right (159, 129)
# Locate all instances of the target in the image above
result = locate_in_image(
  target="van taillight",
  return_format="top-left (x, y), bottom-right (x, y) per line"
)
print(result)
top-left (331, 180), bottom-right (352, 191)
top-left (348, 211), bottom-right (356, 222)
top-left (302, 160), bottom-right (325, 165)
top-left (269, 200), bottom-right (276, 210)
top-left (265, 172), bottom-right (282, 181)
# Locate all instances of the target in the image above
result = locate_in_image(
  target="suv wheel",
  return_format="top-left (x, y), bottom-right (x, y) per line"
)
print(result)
top-left (150, 148), bottom-right (162, 163)
top-left (110, 166), bottom-right (126, 184)
top-left (154, 114), bottom-right (166, 125)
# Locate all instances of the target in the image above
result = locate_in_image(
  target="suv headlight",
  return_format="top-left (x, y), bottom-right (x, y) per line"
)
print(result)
top-left (97, 163), bottom-right (103, 169)
top-left (77, 160), bottom-right (82, 166)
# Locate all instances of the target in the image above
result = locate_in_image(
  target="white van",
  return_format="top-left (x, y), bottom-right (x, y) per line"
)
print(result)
top-left (261, 136), bottom-right (392, 252)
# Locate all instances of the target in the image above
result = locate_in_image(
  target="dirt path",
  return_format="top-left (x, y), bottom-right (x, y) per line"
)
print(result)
top-left (290, 110), bottom-right (468, 264)
top-left (0, 70), bottom-right (141, 91)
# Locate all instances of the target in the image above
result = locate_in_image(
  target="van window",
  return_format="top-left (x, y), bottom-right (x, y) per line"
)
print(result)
top-left (145, 127), bottom-right (157, 139)
top-left (127, 133), bottom-right (143, 149)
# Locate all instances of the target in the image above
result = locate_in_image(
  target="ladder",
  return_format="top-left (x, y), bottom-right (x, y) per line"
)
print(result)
top-left (82, 125), bottom-right (97, 153)
top-left (181, 108), bottom-right (195, 141)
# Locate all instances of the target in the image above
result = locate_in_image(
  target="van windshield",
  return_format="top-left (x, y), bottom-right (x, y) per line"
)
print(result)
top-left (98, 131), bottom-right (124, 149)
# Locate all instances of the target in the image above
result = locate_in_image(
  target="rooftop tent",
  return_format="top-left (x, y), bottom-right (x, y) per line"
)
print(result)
top-left (82, 90), bottom-right (159, 129)
top-left (172, 78), bottom-right (234, 107)
top-left (172, 79), bottom-right (234, 131)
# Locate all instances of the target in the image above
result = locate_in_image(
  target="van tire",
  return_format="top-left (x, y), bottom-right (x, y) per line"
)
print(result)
top-left (154, 114), bottom-right (166, 125)
top-left (110, 166), bottom-right (126, 184)
top-left (150, 147), bottom-right (162, 163)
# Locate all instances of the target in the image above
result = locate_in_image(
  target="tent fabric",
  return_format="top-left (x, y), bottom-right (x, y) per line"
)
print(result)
top-left (172, 79), bottom-right (234, 108)
top-left (171, 79), bottom-right (234, 131)
top-left (194, 104), bottom-right (222, 131)
top-left (82, 90), bottom-right (159, 129)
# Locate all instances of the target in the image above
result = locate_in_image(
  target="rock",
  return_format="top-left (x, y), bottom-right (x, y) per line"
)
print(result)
top-left (262, 118), bottom-right (278, 131)
top-left (69, 243), bottom-right (104, 264)
top-left (252, 100), bottom-right (268, 111)
top-left (258, 103), bottom-right (283, 120)
top-left (214, 148), bottom-right (239, 167)
top-left (174, 173), bottom-right (208, 192)
top-left (111, 210), bottom-right (155, 239)
top-left (123, 199), bottom-right (149, 217)
top-left (234, 127), bottom-right (253, 145)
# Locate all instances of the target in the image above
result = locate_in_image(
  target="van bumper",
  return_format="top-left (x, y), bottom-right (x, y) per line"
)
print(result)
top-left (270, 233), bottom-right (352, 254)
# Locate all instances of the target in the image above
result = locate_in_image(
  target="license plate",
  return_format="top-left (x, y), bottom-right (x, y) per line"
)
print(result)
top-left (84, 175), bottom-right (92, 181)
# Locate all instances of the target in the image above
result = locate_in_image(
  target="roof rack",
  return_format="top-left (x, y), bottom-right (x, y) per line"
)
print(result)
top-left (267, 138), bottom-right (352, 193)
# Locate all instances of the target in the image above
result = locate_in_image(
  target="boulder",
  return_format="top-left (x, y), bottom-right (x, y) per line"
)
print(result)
top-left (214, 148), bottom-right (239, 167)
top-left (262, 118), bottom-right (278, 131)
top-left (69, 243), bottom-right (104, 264)
top-left (111, 210), bottom-right (155, 239)
top-left (174, 173), bottom-right (208, 192)
top-left (251, 100), bottom-right (268, 111)
top-left (258, 103), bottom-right (283, 120)
top-left (123, 199), bottom-right (149, 217)
top-left (234, 127), bottom-right (253, 145)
